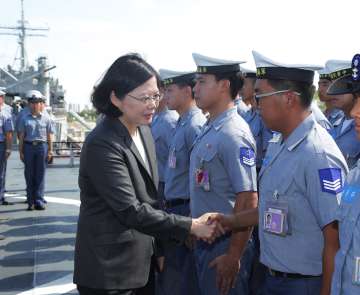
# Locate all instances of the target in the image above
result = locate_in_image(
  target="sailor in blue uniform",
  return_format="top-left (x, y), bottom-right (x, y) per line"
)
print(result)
top-left (239, 66), bottom-right (273, 171)
top-left (160, 69), bottom-right (205, 295)
top-left (251, 51), bottom-right (348, 295)
top-left (326, 60), bottom-right (360, 169)
top-left (327, 53), bottom-right (360, 295)
top-left (151, 74), bottom-right (178, 200)
top-left (190, 53), bottom-right (258, 295)
top-left (18, 90), bottom-right (54, 210)
top-left (318, 67), bottom-right (345, 129)
top-left (0, 88), bottom-right (14, 206)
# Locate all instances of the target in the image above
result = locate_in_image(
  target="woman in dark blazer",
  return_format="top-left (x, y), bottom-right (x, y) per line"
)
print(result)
top-left (74, 54), bottom-right (218, 295)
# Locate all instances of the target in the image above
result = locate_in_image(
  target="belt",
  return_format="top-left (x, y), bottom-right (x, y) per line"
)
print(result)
top-left (268, 268), bottom-right (321, 279)
top-left (163, 198), bottom-right (190, 209)
top-left (24, 141), bottom-right (46, 146)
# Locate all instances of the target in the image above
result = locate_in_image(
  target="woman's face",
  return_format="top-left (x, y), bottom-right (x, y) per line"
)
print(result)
top-left (113, 76), bottom-right (159, 126)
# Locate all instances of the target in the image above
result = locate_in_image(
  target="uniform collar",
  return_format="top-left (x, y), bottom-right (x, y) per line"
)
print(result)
top-left (280, 114), bottom-right (316, 151)
top-left (210, 107), bottom-right (237, 131)
top-left (179, 106), bottom-right (199, 125)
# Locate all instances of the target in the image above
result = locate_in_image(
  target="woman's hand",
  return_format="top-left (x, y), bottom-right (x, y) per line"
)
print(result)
top-left (190, 213), bottom-right (226, 243)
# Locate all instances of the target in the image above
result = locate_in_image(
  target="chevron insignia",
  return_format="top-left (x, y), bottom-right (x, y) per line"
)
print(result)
top-left (240, 147), bottom-right (255, 167)
top-left (318, 168), bottom-right (343, 195)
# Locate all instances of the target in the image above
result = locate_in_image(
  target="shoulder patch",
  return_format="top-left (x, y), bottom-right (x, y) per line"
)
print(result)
top-left (240, 147), bottom-right (255, 167)
top-left (318, 168), bottom-right (343, 195)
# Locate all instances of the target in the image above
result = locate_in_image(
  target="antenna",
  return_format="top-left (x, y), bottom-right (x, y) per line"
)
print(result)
top-left (0, 0), bottom-right (49, 72)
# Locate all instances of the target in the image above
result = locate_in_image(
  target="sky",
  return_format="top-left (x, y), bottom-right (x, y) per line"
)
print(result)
top-left (0, 0), bottom-right (359, 107)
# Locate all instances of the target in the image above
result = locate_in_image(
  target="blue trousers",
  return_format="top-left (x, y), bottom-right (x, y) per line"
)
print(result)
top-left (23, 142), bottom-right (47, 205)
top-left (0, 142), bottom-right (6, 201)
top-left (194, 234), bottom-right (255, 295)
top-left (156, 202), bottom-right (200, 295)
top-left (262, 272), bottom-right (321, 295)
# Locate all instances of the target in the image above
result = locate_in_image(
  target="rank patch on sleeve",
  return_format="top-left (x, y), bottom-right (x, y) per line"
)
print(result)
top-left (240, 147), bottom-right (255, 167)
top-left (318, 168), bottom-right (343, 195)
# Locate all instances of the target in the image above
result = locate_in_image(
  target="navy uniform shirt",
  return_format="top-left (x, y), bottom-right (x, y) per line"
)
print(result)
top-left (190, 107), bottom-right (257, 218)
top-left (18, 112), bottom-right (54, 142)
top-left (311, 101), bottom-right (332, 131)
top-left (0, 108), bottom-right (14, 142)
top-left (241, 108), bottom-right (273, 169)
top-left (332, 160), bottom-right (360, 295)
top-left (151, 109), bottom-right (179, 182)
top-left (259, 114), bottom-right (348, 275)
top-left (331, 117), bottom-right (360, 169)
top-left (327, 108), bottom-right (345, 130)
top-left (234, 97), bottom-right (251, 117)
top-left (164, 106), bottom-right (206, 200)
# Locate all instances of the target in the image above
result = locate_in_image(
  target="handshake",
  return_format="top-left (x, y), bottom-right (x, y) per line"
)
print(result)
top-left (189, 213), bottom-right (232, 244)
top-left (190, 208), bottom-right (258, 243)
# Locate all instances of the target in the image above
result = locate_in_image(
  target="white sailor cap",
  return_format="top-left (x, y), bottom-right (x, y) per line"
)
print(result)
top-left (0, 87), bottom-right (6, 96)
top-left (25, 90), bottom-right (45, 102)
top-left (192, 53), bottom-right (245, 74)
top-left (240, 66), bottom-right (256, 78)
top-left (327, 54), bottom-right (360, 95)
top-left (325, 60), bottom-right (352, 81)
top-left (252, 50), bottom-right (322, 84)
top-left (158, 69), bottom-right (195, 86)
top-left (318, 67), bottom-right (332, 80)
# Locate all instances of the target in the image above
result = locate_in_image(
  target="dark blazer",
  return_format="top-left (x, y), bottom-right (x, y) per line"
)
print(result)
top-left (74, 117), bottom-right (191, 290)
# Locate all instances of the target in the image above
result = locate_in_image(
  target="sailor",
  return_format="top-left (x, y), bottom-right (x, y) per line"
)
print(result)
top-left (0, 88), bottom-right (14, 206)
top-left (0, 87), bottom-right (13, 116)
top-left (239, 66), bottom-right (273, 171)
top-left (151, 71), bottom-right (179, 201)
top-left (317, 67), bottom-right (345, 128)
top-left (17, 90), bottom-right (54, 210)
top-left (161, 69), bottom-right (205, 295)
top-left (326, 53), bottom-right (360, 295)
top-left (190, 53), bottom-right (258, 295)
top-left (326, 59), bottom-right (360, 169)
top-left (250, 51), bottom-right (349, 295)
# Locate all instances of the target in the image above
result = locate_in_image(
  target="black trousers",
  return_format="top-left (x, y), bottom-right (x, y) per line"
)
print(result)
top-left (77, 257), bottom-right (156, 295)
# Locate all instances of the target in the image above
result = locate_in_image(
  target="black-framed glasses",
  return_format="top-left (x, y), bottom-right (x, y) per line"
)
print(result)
top-left (127, 93), bottom-right (161, 104)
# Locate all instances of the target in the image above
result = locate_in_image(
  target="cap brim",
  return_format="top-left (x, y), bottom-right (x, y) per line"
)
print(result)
top-left (327, 75), bottom-right (360, 95)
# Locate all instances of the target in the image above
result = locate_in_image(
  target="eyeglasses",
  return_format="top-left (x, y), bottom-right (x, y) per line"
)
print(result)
top-left (254, 89), bottom-right (301, 103)
top-left (127, 93), bottom-right (161, 104)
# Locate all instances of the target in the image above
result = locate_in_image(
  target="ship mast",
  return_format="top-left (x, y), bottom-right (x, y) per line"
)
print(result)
top-left (0, 0), bottom-right (49, 72)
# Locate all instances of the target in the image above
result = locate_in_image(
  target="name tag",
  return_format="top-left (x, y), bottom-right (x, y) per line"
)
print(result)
top-left (168, 148), bottom-right (176, 169)
top-left (264, 200), bottom-right (290, 236)
top-left (353, 257), bottom-right (360, 285)
top-left (195, 168), bottom-right (210, 192)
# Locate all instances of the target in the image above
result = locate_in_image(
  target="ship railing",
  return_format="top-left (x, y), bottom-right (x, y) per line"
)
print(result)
top-left (51, 141), bottom-right (83, 167)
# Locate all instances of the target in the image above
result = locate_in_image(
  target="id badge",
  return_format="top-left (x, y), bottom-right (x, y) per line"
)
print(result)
top-left (168, 148), bottom-right (176, 169)
top-left (353, 257), bottom-right (360, 285)
top-left (264, 200), bottom-right (290, 236)
top-left (195, 168), bottom-right (210, 191)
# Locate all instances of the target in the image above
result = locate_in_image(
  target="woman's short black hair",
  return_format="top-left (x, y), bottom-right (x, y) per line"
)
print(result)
top-left (91, 53), bottom-right (160, 117)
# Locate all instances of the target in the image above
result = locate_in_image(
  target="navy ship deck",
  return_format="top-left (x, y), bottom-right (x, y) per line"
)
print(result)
top-left (0, 151), bottom-right (80, 295)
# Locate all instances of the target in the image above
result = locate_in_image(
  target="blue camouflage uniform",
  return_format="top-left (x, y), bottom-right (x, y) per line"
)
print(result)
top-left (330, 117), bottom-right (360, 169)
top-left (259, 114), bottom-right (348, 294)
top-left (190, 107), bottom-right (258, 295)
top-left (18, 111), bottom-right (54, 207)
top-left (0, 108), bottom-right (14, 203)
top-left (161, 106), bottom-right (206, 295)
top-left (331, 160), bottom-right (360, 295)
top-left (151, 108), bottom-right (178, 200)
